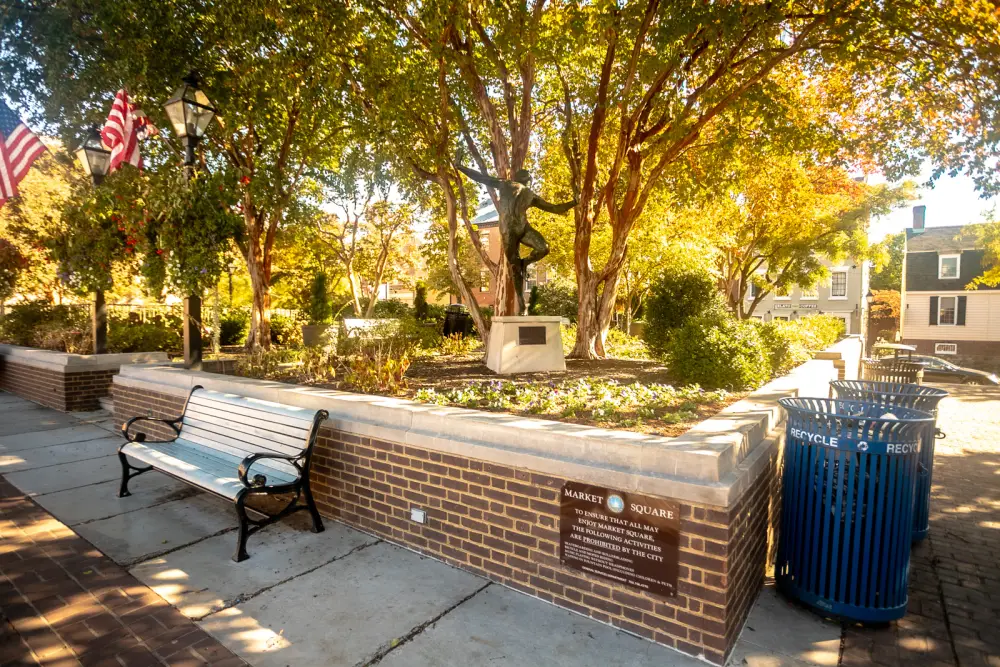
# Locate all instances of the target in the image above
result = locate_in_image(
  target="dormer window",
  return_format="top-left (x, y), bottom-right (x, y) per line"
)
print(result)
top-left (938, 254), bottom-right (960, 279)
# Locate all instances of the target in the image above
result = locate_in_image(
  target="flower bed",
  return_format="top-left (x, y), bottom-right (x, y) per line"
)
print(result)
top-left (414, 378), bottom-right (741, 436)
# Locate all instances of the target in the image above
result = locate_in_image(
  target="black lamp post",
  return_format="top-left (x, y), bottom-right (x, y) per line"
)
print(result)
top-left (74, 127), bottom-right (113, 354)
top-left (163, 72), bottom-right (217, 370)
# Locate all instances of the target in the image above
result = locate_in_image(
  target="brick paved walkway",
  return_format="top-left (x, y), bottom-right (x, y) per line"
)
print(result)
top-left (0, 477), bottom-right (245, 667)
top-left (841, 384), bottom-right (1000, 667)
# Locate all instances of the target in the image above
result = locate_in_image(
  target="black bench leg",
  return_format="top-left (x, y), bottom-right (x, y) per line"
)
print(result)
top-left (117, 452), bottom-right (133, 498)
top-left (302, 478), bottom-right (324, 534)
top-left (233, 492), bottom-right (251, 562)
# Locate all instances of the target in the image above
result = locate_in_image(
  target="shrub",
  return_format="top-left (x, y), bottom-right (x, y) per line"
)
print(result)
top-left (667, 315), bottom-right (770, 390)
top-left (107, 321), bottom-right (181, 353)
top-left (31, 319), bottom-right (90, 353)
top-left (372, 299), bottom-right (412, 318)
top-left (270, 311), bottom-right (304, 347)
top-left (298, 343), bottom-right (337, 382)
top-left (643, 269), bottom-right (723, 358)
top-left (753, 319), bottom-right (811, 376)
top-left (307, 273), bottom-right (332, 324)
top-left (440, 332), bottom-right (480, 356)
top-left (344, 355), bottom-right (412, 395)
top-left (533, 278), bottom-right (577, 322)
top-left (235, 347), bottom-right (298, 379)
top-left (0, 303), bottom-right (90, 351)
top-left (795, 314), bottom-right (845, 350)
top-left (604, 328), bottom-right (650, 360)
top-left (413, 282), bottom-right (429, 320)
top-left (220, 308), bottom-right (249, 346)
top-left (527, 286), bottom-right (540, 315)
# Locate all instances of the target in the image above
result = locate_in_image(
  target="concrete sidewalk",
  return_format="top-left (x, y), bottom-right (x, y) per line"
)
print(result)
top-left (0, 391), bottom-right (842, 667)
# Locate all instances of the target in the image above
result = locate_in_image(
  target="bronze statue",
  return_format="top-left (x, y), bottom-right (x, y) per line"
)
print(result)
top-left (457, 165), bottom-right (577, 315)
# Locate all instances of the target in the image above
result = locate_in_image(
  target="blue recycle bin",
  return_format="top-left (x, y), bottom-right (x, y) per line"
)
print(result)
top-left (776, 397), bottom-right (934, 623)
top-left (831, 381), bottom-right (948, 543)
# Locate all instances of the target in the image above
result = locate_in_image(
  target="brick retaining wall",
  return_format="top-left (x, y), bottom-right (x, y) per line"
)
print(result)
top-left (0, 346), bottom-right (169, 412)
top-left (113, 382), bottom-right (780, 665)
top-left (0, 358), bottom-right (117, 411)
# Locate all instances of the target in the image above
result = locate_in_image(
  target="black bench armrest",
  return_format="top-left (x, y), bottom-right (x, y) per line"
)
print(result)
top-left (121, 416), bottom-right (182, 444)
top-left (238, 453), bottom-right (303, 490)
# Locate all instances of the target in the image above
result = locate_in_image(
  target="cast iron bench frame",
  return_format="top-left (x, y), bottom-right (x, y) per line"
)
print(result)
top-left (117, 385), bottom-right (329, 562)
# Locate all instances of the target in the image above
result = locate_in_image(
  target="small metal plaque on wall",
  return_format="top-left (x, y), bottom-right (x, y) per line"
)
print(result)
top-left (559, 481), bottom-right (680, 597)
top-left (518, 326), bottom-right (546, 346)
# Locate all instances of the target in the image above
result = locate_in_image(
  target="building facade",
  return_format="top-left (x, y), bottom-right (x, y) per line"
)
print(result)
top-left (901, 206), bottom-right (1000, 366)
top-left (747, 258), bottom-right (870, 335)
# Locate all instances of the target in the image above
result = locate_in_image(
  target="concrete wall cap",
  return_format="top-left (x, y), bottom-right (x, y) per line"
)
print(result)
top-left (0, 344), bottom-right (169, 372)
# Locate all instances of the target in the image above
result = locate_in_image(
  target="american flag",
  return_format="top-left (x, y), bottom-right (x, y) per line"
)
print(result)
top-left (0, 99), bottom-right (47, 210)
top-left (101, 89), bottom-right (143, 172)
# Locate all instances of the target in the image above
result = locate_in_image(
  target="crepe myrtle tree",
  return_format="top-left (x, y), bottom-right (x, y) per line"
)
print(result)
top-left (547, 0), bottom-right (1000, 357)
top-left (1, 0), bottom-right (355, 349)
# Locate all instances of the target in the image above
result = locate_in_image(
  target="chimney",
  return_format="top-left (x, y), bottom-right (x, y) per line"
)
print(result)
top-left (912, 205), bottom-right (926, 232)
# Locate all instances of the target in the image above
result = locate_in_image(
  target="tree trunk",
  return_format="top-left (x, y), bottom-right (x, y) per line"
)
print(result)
top-left (439, 172), bottom-right (490, 350)
top-left (245, 245), bottom-right (271, 350)
top-left (570, 272), bottom-right (601, 359)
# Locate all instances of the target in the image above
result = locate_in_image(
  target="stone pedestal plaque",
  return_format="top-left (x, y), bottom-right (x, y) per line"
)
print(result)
top-left (486, 316), bottom-right (566, 374)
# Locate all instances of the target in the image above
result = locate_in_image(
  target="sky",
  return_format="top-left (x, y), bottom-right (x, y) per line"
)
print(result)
top-left (868, 167), bottom-right (999, 242)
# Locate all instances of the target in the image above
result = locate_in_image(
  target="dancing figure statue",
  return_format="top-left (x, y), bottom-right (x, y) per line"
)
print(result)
top-left (457, 164), bottom-right (577, 315)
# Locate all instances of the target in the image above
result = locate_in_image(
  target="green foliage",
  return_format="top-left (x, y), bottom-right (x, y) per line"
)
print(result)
top-left (440, 332), bottom-right (480, 356)
top-left (668, 316), bottom-right (771, 391)
top-left (235, 348), bottom-right (298, 380)
top-left (344, 355), bottom-right (412, 395)
top-left (269, 312), bottom-right (306, 347)
top-left (372, 299), bottom-right (411, 318)
top-left (527, 286), bottom-right (540, 315)
top-left (794, 314), bottom-right (846, 351)
top-left (220, 308), bottom-right (250, 346)
top-left (966, 218), bottom-right (1000, 288)
top-left (604, 329), bottom-right (650, 360)
top-left (107, 321), bottom-right (180, 354)
top-left (0, 303), bottom-right (89, 351)
top-left (532, 278), bottom-right (577, 322)
top-left (754, 314), bottom-right (845, 376)
top-left (643, 269), bottom-right (723, 358)
top-left (298, 343), bottom-right (337, 383)
top-left (0, 239), bottom-right (28, 301)
top-left (413, 282), bottom-right (429, 320)
top-left (307, 273), bottom-right (332, 324)
top-left (414, 379), bottom-right (732, 432)
top-left (870, 232), bottom-right (905, 291)
top-left (754, 320), bottom-right (812, 376)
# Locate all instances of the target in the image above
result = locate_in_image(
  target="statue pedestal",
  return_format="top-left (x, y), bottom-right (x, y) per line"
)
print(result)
top-left (486, 316), bottom-right (566, 375)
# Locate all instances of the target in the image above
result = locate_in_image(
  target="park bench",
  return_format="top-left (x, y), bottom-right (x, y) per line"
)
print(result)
top-left (118, 385), bottom-right (329, 562)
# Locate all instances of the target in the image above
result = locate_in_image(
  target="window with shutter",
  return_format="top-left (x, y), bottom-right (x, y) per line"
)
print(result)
top-left (957, 296), bottom-right (967, 326)
top-left (929, 296), bottom-right (938, 326)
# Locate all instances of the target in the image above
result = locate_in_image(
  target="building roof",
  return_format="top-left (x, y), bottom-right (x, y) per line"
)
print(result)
top-left (906, 224), bottom-right (986, 253)
top-left (472, 198), bottom-right (499, 228)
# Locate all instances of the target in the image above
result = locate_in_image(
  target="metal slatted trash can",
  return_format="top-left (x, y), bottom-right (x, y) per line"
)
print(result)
top-left (862, 359), bottom-right (924, 384)
top-left (776, 398), bottom-right (934, 622)
top-left (831, 381), bottom-right (948, 543)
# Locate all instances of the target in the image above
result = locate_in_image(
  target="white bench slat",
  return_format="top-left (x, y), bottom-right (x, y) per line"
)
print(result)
top-left (122, 441), bottom-right (298, 499)
top-left (179, 424), bottom-right (304, 466)
top-left (183, 407), bottom-right (309, 450)
top-left (188, 391), bottom-right (316, 428)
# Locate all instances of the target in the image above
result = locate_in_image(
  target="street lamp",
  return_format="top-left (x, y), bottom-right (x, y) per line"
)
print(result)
top-left (163, 71), bottom-right (218, 371)
top-left (865, 290), bottom-right (875, 306)
top-left (74, 127), bottom-right (111, 186)
top-left (74, 126), bottom-right (113, 354)
top-left (163, 71), bottom-right (217, 168)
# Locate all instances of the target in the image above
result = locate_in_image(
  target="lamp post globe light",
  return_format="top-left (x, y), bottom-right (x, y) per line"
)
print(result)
top-left (163, 71), bottom-right (217, 168)
top-left (74, 126), bottom-right (111, 186)
top-left (73, 127), bottom-right (113, 353)
top-left (163, 71), bottom-right (217, 371)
